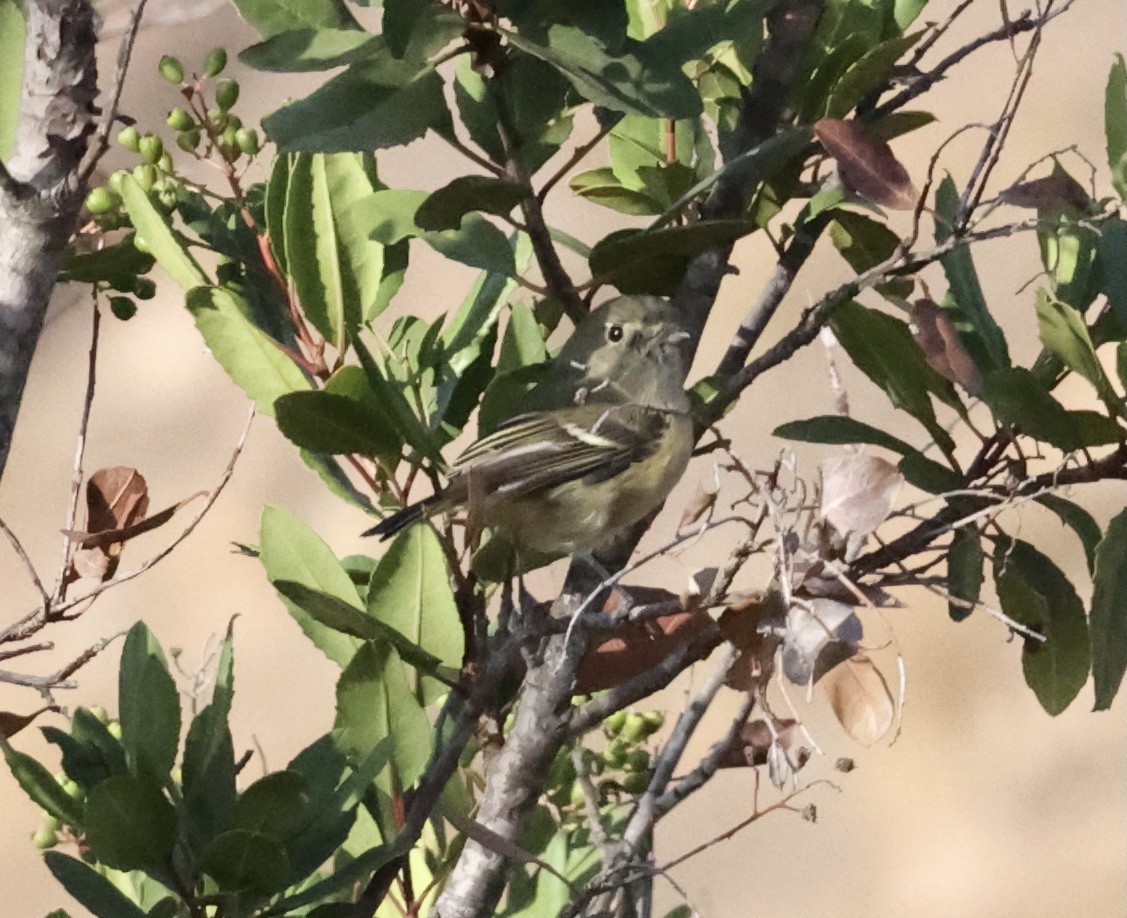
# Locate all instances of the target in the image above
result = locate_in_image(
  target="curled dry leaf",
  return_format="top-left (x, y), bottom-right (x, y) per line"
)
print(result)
top-left (575, 587), bottom-right (712, 694)
top-left (814, 118), bottom-right (919, 210)
top-left (781, 598), bottom-right (862, 686)
top-left (820, 453), bottom-right (904, 560)
top-left (677, 478), bottom-right (718, 531)
top-left (821, 653), bottom-right (895, 746)
top-left (911, 298), bottom-right (983, 395)
top-left (998, 171), bottom-right (1090, 214)
top-left (680, 567), bottom-right (718, 612)
top-left (718, 591), bottom-right (785, 691)
top-left (0, 707), bottom-right (50, 739)
top-left (716, 717), bottom-right (805, 770)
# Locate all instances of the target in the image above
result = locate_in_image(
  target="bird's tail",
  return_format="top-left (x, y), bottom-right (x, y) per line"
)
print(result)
top-left (362, 497), bottom-right (440, 541)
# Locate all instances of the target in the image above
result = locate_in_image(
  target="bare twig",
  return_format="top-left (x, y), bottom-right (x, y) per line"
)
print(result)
top-left (0, 516), bottom-right (49, 606)
top-left (0, 629), bottom-right (126, 703)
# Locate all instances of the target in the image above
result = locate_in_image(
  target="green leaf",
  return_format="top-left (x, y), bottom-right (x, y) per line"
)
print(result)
top-left (1099, 217), bottom-right (1127, 326)
top-left (1035, 292), bottom-right (1120, 410)
top-left (828, 210), bottom-right (914, 298)
top-left (826, 32), bottom-right (921, 118)
top-left (589, 220), bottom-right (755, 294)
top-left (240, 28), bottom-right (377, 72)
top-left (263, 51), bottom-right (447, 152)
top-left (773, 415), bottom-right (915, 454)
top-left (0, 736), bottom-right (84, 829)
top-left (382, 0), bottom-right (465, 60)
top-left (335, 642), bottom-right (433, 786)
top-left (0, 0), bottom-right (25, 160)
top-left (62, 236), bottom-right (155, 291)
top-left (424, 214), bottom-right (517, 276)
top-left (829, 302), bottom-right (958, 455)
top-left (43, 853), bottom-right (146, 918)
top-left (260, 506), bottom-right (364, 668)
top-left (570, 167), bottom-right (664, 215)
top-left (276, 390), bottom-right (401, 459)
top-left (897, 451), bottom-right (963, 494)
top-left (1035, 494), bottom-right (1101, 572)
top-left (415, 176), bottom-right (530, 231)
top-left (42, 709), bottom-right (127, 792)
top-left (1091, 510), bottom-right (1127, 709)
top-left (181, 703), bottom-right (237, 852)
top-left (1107, 53), bottom-right (1127, 199)
top-left (233, 771), bottom-right (310, 839)
top-left (186, 286), bottom-right (311, 415)
top-left (118, 176), bottom-right (207, 290)
top-left (981, 367), bottom-right (1123, 450)
top-left (230, 0), bottom-right (358, 38)
top-left (84, 774), bottom-right (177, 871)
top-left (994, 539), bottom-right (1090, 715)
top-left (367, 526), bottom-right (464, 705)
top-left (118, 622), bottom-right (179, 781)
top-left (935, 176), bottom-right (1009, 370)
top-left (503, 25), bottom-right (701, 119)
top-left (946, 527), bottom-right (983, 621)
top-left (201, 829), bottom-right (290, 894)
top-left (284, 153), bottom-right (386, 347)
top-left (894, 0), bottom-right (928, 29)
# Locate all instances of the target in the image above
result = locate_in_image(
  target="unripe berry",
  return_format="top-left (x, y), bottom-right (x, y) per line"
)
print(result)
top-left (32, 824), bottom-right (58, 849)
top-left (235, 128), bottom-right (260, 155)
top-left (132, 164), bottom-right (157, 192)
top-left (116, 125), bottom-right (140, 151)
top-left (138, 134), bottom-right (163, 164)
top-left (176, 128), bottom-right (201, 152)
top-left (215, 79), bottom-right (240, 112)
top-left (109, 296), bottom-right (137, 320)
top-left (167, 107), bottom-right (194, 132)
top-left (203, 47), bottom-right (227, 78)
top-left (158, 54), bottom-right (184, 84)
top-left (84, 186), bottom-right (116, 214)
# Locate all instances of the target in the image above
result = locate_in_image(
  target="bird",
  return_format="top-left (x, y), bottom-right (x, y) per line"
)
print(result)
top-left (363, 295), bottom-right (694, 559)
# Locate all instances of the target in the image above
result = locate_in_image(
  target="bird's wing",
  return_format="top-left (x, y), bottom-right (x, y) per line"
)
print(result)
top-left (451, 404), bottom-right (672, 499)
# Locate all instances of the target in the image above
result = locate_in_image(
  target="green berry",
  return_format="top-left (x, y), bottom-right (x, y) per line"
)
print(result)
top-left (604, 710), bottom-right (628, 737)
top-left (567, 781), bottom-right (587, 809)
top-left (61, 779), bottom-right (82, 800)
top-left (215, 78), bottom-right (240, 111)
top-left (41, 813), bottom-right (62, 833)
top-left (167, 107), bottom-right (194, 132)
top-left (621, 713), bottom-right (649, 744)
top-left (138, 134), bottom-right (164, 164)
top-left (624, 749), bottom-right (650, 773)
top-left (203, 47), bottom-right (228, 78)
top-left (109, 296), bottom-right (137, 320)
top-left (604, 741), bottom-right (628, 769)
top-left (157, 153), bottom-right (174, 173)
top-left (133, 234), bottom-right (151, 253)
top-left (132, 277), bottom-right (157, 300)
top-left (221, 125), bottom-right (239, 148)
top-left (176, 128), bottom-right (202, 152)
top-left (107, 720), bottom-right (122, 739)
top-left (132, 164), bottom-right (157, 192)
top-left (234, 127), bottom-right (260, 155)
top-left (116, 125), bottom-right (140, 151)
top-left (641, 711), bottom-right (664, 734)
top-left (84, 186), bottom-right (116, 214)
top-left (207, 108), bottom-right (229, 132)
top-left (107, 169), bottom-right (128, 194)
top-left (88, 706), bottom-right (109, 724)
top-left (32, 824), bottom-right (58, 849)
top-left (159, 54), bottom-right (184, 84)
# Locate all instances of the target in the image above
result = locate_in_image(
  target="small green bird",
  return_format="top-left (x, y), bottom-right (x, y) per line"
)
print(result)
top-left (364, 295), bottom-right (694, 557)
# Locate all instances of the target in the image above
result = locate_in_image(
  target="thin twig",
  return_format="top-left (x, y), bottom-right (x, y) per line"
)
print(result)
top-left (0, 516), bottom-right (48, 606)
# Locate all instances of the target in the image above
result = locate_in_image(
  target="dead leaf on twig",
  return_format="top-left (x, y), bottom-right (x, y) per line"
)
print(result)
top-left (718, 592), bottom-right (784, 691)
top-left (0, 707), bottom-right (51, 738)
top-left (999, 171), bottom-right (1090, 214)
top-left (781, 598), bottom-right (863, 686)
top-left (814, 118), bottom-right (919, 210)
top-left (820, 454), bottom-right (904, 561)
top-left (680, 567), bottom-right (718, 612)
top-left (911, 299), bottom-right (983, 395)
top-left (677, 478), bottom-right (718, 532)
top-left (822, 653), bottom-right (895, 746)
top-left (716, 718), bottom-right (807, 772)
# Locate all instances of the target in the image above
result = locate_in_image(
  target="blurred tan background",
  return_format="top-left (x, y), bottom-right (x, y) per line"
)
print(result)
top-left (1, 1), bottom-right (1124, 915)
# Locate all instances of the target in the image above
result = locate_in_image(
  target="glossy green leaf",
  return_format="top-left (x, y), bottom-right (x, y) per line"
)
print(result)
top-left (230, 0), bottom-right (358, 38)
top-left (828, 210), bottom-right (914, 298)
top-left (1035, 494), bottom-right (1102, 572)
top-left (42, 709), bottom-right (127, 792)
top-left (1091, 509), bottom-right (1127, 709)
top-left (946, 527), bottom-right (983, 621)
top-left (1037, 206), bottom-right (1099, 312)
top-left (0, 736), bottom-right (84, 829)
top-left (1035, 292), bottom-right (1119, 408)
top-left (260, 505), bottom-right (364, 668)
top-left (367, 526), bottom-right (464, 705)
top-left (894, 0), bottom-right (928, 28)
top-left (352, 334), bottom-right (443, 462)
top-left (43, 853), bottom-right (146, 918)
top-left (503, 25), bottom-right (701, 119)
top-left (118, 176), bottom-right (207, 290)
top-left (826, 32), bottom-right (920, 118)
top-left (981, 367), bottom-right (1123, 450)
top-left (1099, 217), bottom-right (1127, 325)
top-left (773, 415), bottom-right (915, 454)
top-left (276, 390), bottom-right (400, 460)
top-left (335, 641), bottom-right (432, 786)
top-left (382, 0), bottom-right (464, 60)
top-left (84, 775), bottom-right (177, 871)
top-left (118, 622), bottom-right (179, 781)
top-left (1107, 53), bottom-right (1127, 199)
top-left (897, 451), bottom-right (963, 495)
top-left (62, 237), bottom-right (155, 292)
top-left (829, 302), bottom-right (958, 454)
top-left (425, 214), bottom-right (517, 276)
top-left (201, 829), bottom-right (290, 894)
top-left (232, 771), bottom-right (311, 839)
top-left (240, 28), bottom-right (376, 72)
top-left (0, 0), bottom-right (25, 160)
top-left (186, 286), bottom-right (310, 415)
top-left (935, 176), bottom-right (1009, 370)
top-left (181, 704), bottom-right (236, 852)
top-left (590, 220), bottom-right (755, 294)
top-left (263, 52), bottom-right (447, 152)
top-left (994, 539), bottom-right (1090, 715)
top-left (570, 167), bottom-right (664, 215)
top-left (415, 175), bottom-right (530, 231)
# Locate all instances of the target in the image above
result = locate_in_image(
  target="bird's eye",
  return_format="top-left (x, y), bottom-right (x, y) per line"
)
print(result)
top-left (606, 324), bottom-right (625, 343)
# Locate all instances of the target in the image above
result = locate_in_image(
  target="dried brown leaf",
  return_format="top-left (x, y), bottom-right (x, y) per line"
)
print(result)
top-left (0, 707), bottom-right (50, 738)
top-left (814, 118), bottom-right (919, 210)
top-left (64, 492), bottom-right (205, 549)
top-left (781, 598), bottom-right (862, 685)
top-left (678, 479), bottom-right (718, 531)
top-left (820, 454), bottom-right (904, 548)
top-left (999, 172), bottom-right (1090, 214)
top-left (822, 653), bottom-right (895, 746)
top-left (680, 567), bottom-right (718, 611)
top-left (86, 467), bottom-right (149, 534)
top-left (716, 718), bottom-right (801, 768)
top-left (911, 299), bottom-right (983, 396)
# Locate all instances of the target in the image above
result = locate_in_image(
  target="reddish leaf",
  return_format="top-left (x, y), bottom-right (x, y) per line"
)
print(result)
top-left (822, 653), bottom-right (895, 746)
top-left (0, 707), bottom-right (50, 738)
top-left (911, 299), bottom-right (983, 395)
top-left (999, 172), bottom-right (1090, 214)
top-left (814, 118), bottom-right (919, 210)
